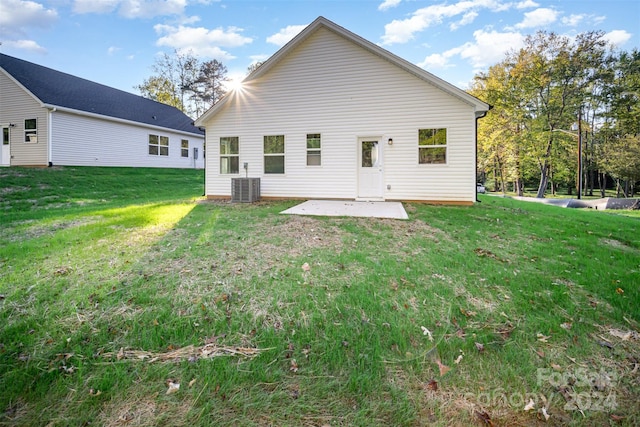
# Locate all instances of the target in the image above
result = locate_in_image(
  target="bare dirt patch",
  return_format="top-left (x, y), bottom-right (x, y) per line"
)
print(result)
top-left (2, 216), bottom-right (103, 242)
top-left (600, 238), bottom-right (639, 253)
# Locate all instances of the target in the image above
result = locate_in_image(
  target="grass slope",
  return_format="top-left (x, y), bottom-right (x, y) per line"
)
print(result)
top-left (1, 167), bottom-right (638, 426)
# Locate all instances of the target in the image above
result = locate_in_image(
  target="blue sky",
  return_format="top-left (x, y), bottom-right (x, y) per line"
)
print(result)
top-left (1, 0), bottom-right (638, 97)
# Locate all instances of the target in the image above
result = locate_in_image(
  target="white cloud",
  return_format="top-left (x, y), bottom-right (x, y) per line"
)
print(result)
top-left (0, 0), bottom-right (57, 38)
top-left (266, 24), bottom-right (308, 47)
top-left (73, 0), bottom-right (187, 19)
top-left (107, 46), bottom-right (121, 55)
top-left (459, 29), bottom-right (525, 68)
top-left (378, 0), bottom-right (401, 11)
top-left (515, 0), bottom-right (538, 9)
top-left (154, 24), bottom-right (252, 59)
top-left (250, 54), bottom-right (270, 63)
top-left (561, 13), bottom-right (584, 27)
top-left (418, 52), bottom-right (455, 69)
top-left (2, 39), bottom-right (47, 54)
top-left (419, 29), bottom-right (525, 72)
top-left (381, 0), bottom-right (518, 45)
top-left (450, 11), bottom-right (479, 30)
top-left (514, 7), bottom-right (558, 29)
top-left (604, 30), bottom-right (632, 47)
top-left (73, 0), bottom-right (119, 14)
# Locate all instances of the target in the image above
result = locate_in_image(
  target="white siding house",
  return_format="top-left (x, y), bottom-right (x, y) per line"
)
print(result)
top-left (0, 54), bottom-right (204, 168)
top-left (195, 17), bottom-right (489, 204)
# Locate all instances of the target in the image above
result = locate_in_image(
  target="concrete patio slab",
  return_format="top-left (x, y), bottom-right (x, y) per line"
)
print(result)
top-left (281, 200), bottom-right (409, 220)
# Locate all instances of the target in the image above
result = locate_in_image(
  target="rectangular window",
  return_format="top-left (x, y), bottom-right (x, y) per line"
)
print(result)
top-left (149, 134), bottom-right (169, 156)
top-left (264, 135), bottom-right (285, 174)
top-left (220, 137), bottom-right (239, 174)
top-left (306, 133), bottom-right (321, 166)
top-left (25, 119), bottom-right (37, 143)
top-left (418, 128), bottom-right (447, 164)
top-left (181, 139), bottom-right (189, 158)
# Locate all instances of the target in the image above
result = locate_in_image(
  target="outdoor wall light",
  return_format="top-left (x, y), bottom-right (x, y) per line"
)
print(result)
top-left (388, 138), bottom-right (393, 145)
top-left (9, 123), bottom-right (16, 127)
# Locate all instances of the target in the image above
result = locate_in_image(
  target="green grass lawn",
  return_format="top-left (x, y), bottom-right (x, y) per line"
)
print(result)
top-left (1, 167), bottom-right (638, 426)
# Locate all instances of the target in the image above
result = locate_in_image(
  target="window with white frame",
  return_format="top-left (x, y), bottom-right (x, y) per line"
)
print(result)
top-left (264, 135), bottom-right (284, 174)
top-left (418, 128), bottom-right (447, 164)
top-left (220, 137), bottom-right (239, 174)
top-left (181, 139), bottom-right (189, 158)
top-left (149, 134), bottom-right (169, 156)
top-left (24, 119), bottom-right (37, 143)
top-left (306, 133), bottom-right (321, 166)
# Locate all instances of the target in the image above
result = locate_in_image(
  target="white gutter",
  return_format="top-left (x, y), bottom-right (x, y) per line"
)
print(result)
top-left (40, 103), bottom-right (204, 138)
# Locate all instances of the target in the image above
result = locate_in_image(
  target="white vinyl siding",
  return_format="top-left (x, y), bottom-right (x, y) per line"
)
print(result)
top-left (0, 70), bottom-right (48, 165)
top-left (202, 27), bottom-right (478, 202)
top-left (50, 111), bottom-right (204, 168)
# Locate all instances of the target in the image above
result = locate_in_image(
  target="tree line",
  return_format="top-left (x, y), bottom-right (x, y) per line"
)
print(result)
top-left (136, 50), bottom-right (229, 119)
top-left (469, 31), bottom-right (640, 198)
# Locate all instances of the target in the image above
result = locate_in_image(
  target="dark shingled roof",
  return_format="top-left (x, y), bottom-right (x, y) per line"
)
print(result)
top-left (0, 53), bottom-right (203, 136)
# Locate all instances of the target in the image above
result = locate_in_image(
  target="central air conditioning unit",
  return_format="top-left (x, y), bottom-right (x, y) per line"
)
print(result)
top-left (231, 178), bottom-right (260, 203)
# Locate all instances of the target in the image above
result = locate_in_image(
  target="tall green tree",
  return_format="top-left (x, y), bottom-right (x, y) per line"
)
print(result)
top-left (136, 50), bottom-right (228, 117)
top-left (191, 59), bottom-right (228, 117)
top-left (134, 76), bottom-right (182, 110)
top-left (508, 31), bottom-right (609, 197)
top-left (598, 49), bottom-right (640, 196)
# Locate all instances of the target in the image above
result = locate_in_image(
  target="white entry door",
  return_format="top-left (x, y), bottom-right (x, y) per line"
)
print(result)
top-left (357, 137), bottom-right (383, 200)
top-left (1, 127), bottom-right (10, 166)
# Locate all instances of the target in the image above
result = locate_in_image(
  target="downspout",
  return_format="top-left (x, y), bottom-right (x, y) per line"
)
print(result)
top-left (475, 106), bottom-right (491, 202)
top-left (197, 126), bottom-right (206, 197)
top-left (48, 107), bottom-right (56, 167)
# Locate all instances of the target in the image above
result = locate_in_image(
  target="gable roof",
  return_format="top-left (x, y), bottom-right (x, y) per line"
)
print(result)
top-left (196, 16), bottom-right (490, 126)
top-left (0, 53), bottom-right (203, 136)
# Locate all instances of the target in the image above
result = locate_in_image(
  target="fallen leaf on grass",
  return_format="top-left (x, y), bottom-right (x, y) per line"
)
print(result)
top-left (421, 326), bottom-right (433, 341)
top-left (610, 414), bottom-right (626, 421)
top-left (166, 379), bottom-right (180, 394)
top-left (541, 407), bottom-right (550, 421)
top-left (560, 322), bottom-right (572, 330)
top-left (537, 333), bottom-right (550, 343)
top-left (551, 363), bottom-right (562, 371)
top-left (524, 399), bottom-right (535, 411)
top-left (454, 354), bottom-right (463, 364)
top-left (474, 410), bottom-right (494, 426)
top-left (53, 266), bottom-right (72, 276)
top-left (615, 288), bottom-right (624, 294)
top-left (289, 359), bottom-right (299, 373)
top-left (609, 329), bottom-right (638, 341)
top-left (474, 248), bottom-right (508, 263)
top-left (188, 378), bottom-right (197, 387)
top-left (460, 307), bottom-right (476, 317)
top-left (425, 379), bottom-right (438, 391)
top-left (89, 388), bottom-right (102, 396)
top-left (301, 263), bottom-right (310, 272)
top-left (435, 359), bottom-right (450, 376)
top-left (475, 342), bottom-right (485, 353)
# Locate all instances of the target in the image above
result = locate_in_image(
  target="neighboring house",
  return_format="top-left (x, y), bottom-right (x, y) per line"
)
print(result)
top-left (0, 53), bottom-right (204, 168)
top-left (195, 16), bottom-right (490, 204)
